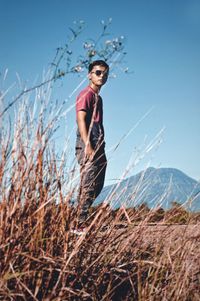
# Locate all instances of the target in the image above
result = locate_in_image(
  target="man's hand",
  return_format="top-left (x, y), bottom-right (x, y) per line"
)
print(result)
top-left (77, 111), bottom-right (95, 161)
top-left (84, 142), bottom-right (95, 161)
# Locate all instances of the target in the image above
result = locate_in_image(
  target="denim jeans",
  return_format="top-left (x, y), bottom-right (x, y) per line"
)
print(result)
top-left (75, 142), bottom-right (107, 223)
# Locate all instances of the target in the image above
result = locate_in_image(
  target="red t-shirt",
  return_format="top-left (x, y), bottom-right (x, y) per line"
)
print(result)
top-left (76, 85), bottom-right (103, 124)
top-left (76, 86), bottom-right (105, 148)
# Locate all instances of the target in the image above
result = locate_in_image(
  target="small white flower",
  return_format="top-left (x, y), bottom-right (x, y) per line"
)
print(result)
top-left (88, 50), bottom-right (96, 57)
top-left (83, 42), bottom-right (94, 49)
top-left (74, 65), bottom-right (82, 72)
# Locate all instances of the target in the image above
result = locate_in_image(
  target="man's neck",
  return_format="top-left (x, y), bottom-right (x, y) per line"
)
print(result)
top-left (89, 83), bottom-right (101, 93)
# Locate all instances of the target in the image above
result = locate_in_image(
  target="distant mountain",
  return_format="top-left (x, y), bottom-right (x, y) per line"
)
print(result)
top-left (94, 167), bottom-right (200, 211)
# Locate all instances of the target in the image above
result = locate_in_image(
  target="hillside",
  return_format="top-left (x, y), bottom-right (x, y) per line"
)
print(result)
top-left (95, 167), bottom-right (200, 211)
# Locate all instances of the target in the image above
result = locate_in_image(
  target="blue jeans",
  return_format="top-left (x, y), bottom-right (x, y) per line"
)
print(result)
top-left (75, 143), bottom-right (107, 223)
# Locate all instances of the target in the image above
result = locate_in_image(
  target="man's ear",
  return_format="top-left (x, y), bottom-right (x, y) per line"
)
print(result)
top-left (88, 72), bottom-right (92, 80)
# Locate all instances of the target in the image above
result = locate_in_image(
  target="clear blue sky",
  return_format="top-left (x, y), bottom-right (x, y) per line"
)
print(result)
top-left (0, 0), bottom-right (200, 183)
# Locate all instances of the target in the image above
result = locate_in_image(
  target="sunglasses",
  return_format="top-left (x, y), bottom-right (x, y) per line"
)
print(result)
top-left (91, 70), bottom-right (108, 77)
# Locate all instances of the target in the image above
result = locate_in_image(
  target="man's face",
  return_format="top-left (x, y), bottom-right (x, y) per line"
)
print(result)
top-left (89, 65), bottom-right (109, 87)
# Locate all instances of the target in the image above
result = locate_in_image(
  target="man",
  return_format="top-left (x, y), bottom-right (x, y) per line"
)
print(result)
top-left (75, 60), bottom-right (109, 228)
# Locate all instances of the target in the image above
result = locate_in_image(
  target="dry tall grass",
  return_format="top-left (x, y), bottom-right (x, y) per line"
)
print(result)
top-left (0, 82), bottom-right (200, 301)
top-left (0, 77), bottom-right (200, 301)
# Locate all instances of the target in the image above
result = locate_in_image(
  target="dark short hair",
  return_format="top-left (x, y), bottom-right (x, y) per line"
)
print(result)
top-left (88, 60), bottom-right (109, 73)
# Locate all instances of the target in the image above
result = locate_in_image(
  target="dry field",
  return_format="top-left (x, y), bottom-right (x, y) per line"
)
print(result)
top-left (1, 62), bottom-right (199, 300)
top-left (0, 201), bottom-right (199, 301)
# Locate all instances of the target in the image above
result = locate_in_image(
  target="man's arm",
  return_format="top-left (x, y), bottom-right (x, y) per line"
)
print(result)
top-left (77, 110), bottom-right (94, 159)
